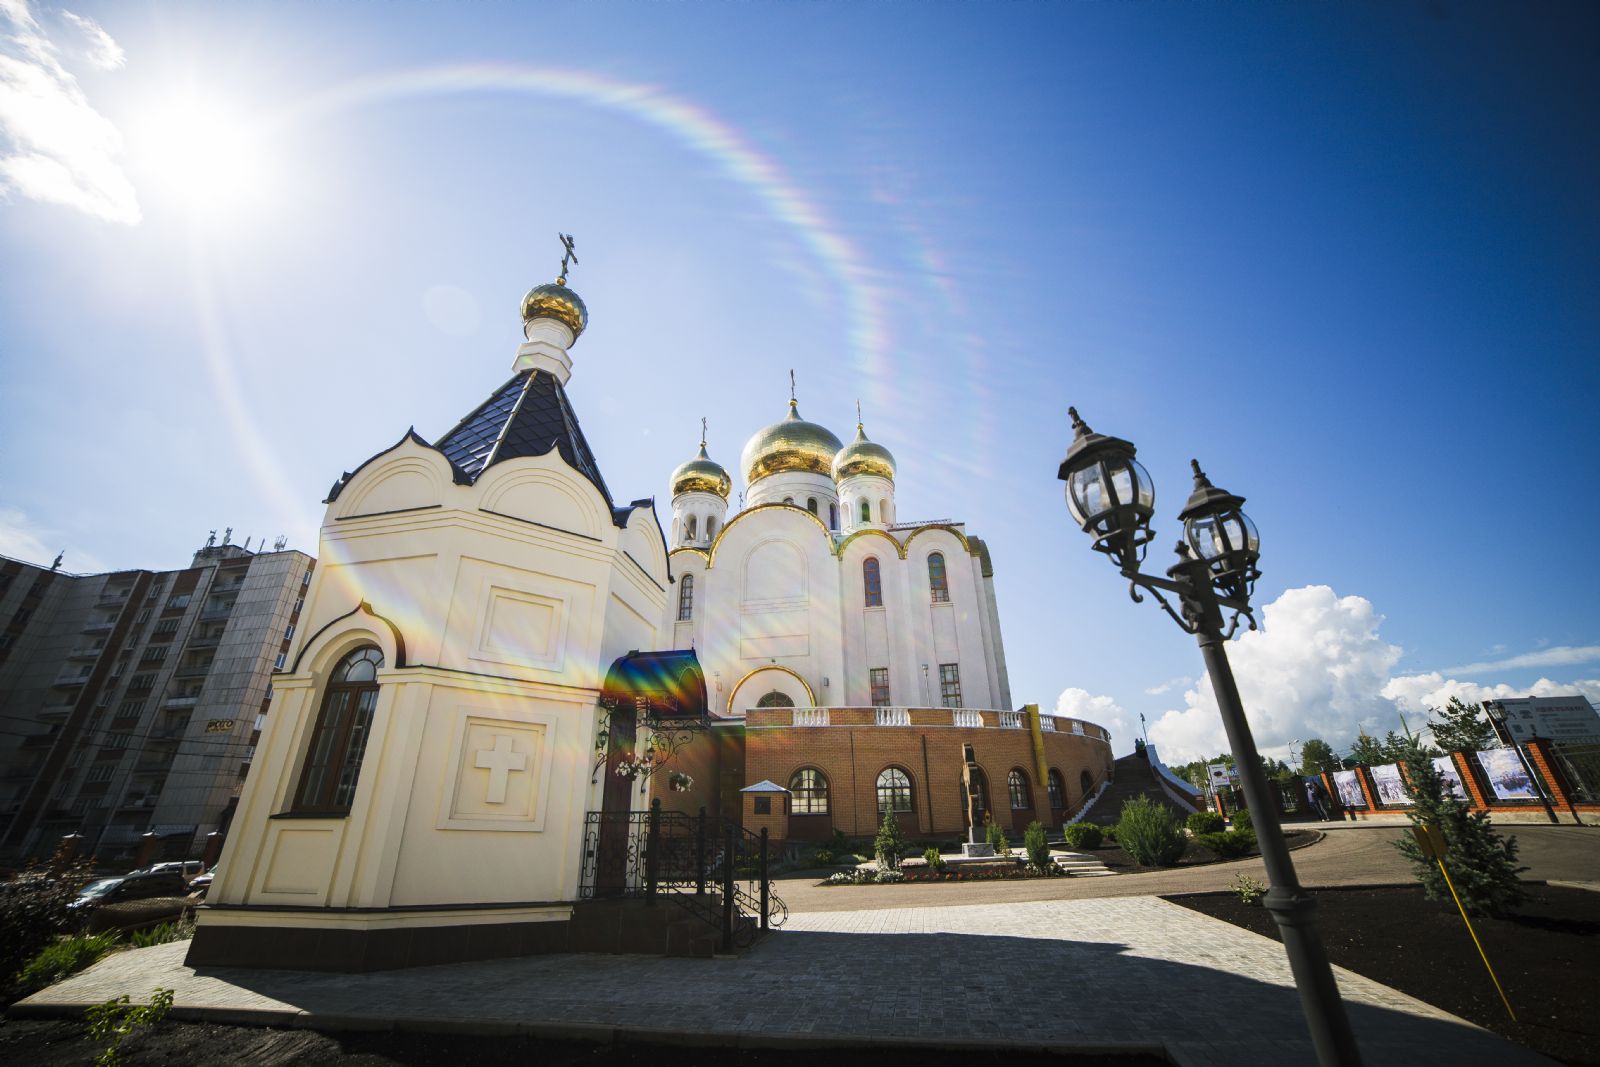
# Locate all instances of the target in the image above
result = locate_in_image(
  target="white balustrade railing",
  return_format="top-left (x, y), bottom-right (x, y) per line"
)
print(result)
top-left (951, 708), bottom-right (982, 728)
top-left (1039, 716), bottom-right (1057, 732)
top-left (792, 707), bottom-right (830, 727)
top-left (875, 706), bottom-right (911, 727)
top-left (999, 710), bottom-right (1024, 729)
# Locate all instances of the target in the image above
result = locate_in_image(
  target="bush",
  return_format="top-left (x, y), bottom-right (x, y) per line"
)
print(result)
top-left (1231, 873), bottom-right (1266, 906)
top-left (14, 931), bottom-right (120, 998)
top-left (984, 815), bottom-right (1008, 852)
top-left (128, 919), bottom-right (193, 949)
top-left (1231, 807), bottom-right (1253, 833)
top-left (1196, 830), bottom-right (1256, 859)
top-left (1023, 821), bottom-right (1050, 871)
top-left (810, 848), bottom-right (835, 867)
top-left (87, 987), bottom-right (174, 1067)
top-left (1061, 823), bottom-right (1103, 849)
top-left (922, 847), bottom-right (945, 870)
top-left (1187, 811), bottom-right (1225, 835)
top-left (1116, 796), bottom-right (1187, 867)
top-left (874, 809), bottom-right (908, 870)
top-left (874, 869), bottom-right (905, 884)
top-left (2, 859), bottom-right (93, 996)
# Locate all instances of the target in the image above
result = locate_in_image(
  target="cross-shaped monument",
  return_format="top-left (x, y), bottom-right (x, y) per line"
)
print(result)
top-left (474, 734), bottom-right (528, 804)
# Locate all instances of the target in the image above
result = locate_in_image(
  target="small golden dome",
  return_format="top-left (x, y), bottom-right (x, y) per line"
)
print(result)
top-left (833, 423), bottom-right (896, 482)
top-left (741, 400), bottom-right (843, 484)
top-left (670, 441), bottom-right (732, 500)
top-left (520, 280), bottom-right (587, 340)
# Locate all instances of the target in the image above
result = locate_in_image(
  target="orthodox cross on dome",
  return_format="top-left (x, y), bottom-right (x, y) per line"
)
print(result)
top-left (557, 232), bottom-right (578, 285)
top-left (475, 734), bottom-right (528, 804)
top-left (856, 398), bottom-right (862, 429)
top-left (789, 369), bottom-right (796, 402)
top-left (700, 415), bottom-right (708, 447)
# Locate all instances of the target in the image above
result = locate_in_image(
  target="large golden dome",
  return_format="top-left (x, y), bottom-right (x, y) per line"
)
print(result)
top-left (520, 280), bottom-right (587, 340)
top-left (670, 441), bottom-right (732, 500)
top-left (832, 423), bottom-right (896, 482)
top-left (741, 400), bottom-right (843, 483)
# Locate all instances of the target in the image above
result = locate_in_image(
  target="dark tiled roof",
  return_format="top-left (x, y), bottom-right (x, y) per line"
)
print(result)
top-left (434, 370), bottom-right (614, 505)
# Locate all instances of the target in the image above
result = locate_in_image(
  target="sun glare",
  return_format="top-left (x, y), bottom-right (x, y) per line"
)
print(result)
top-left (130, 93), bottom-right (271, 217)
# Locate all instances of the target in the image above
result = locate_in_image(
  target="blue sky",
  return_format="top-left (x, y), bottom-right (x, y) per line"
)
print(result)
top-left (2, 1), bottom-right (1596, 762)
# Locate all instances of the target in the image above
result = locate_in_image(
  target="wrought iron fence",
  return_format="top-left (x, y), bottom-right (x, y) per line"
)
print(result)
top-left (1551, 742), bottom-right (1600, 804)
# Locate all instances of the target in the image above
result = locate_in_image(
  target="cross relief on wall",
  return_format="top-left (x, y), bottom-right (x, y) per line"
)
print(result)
top-left (474, 734), bottom-right (527, 803)
top-left (439, 714), bottom-right (551, 831)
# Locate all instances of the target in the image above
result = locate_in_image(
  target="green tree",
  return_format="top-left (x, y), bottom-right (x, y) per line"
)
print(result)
top-left (1298, 738), bottom-right (1341, 775)
top-left (1391, 735), bottom-right (1526, 916)
top-left (1347, 732), bottom-right (1386, 767)
top-left (873, 808), bottom-right (907, 870)
top-left (1427, 696), bottom-right (1497, 752)
top-left (1380, 729), bottom-right (1438, 762)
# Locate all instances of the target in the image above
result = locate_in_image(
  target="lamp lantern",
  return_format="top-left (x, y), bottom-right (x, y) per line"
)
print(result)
top-left (1178, 459), bottom-right (1261, 603)
top-left (1057, 407), bottom-right (1155, 572)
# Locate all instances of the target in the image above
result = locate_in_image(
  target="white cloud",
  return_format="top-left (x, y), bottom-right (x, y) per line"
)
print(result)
top-left (61, 11), bottom-right (123, 70)
top-left (0, 506), bottom-right (105, 572)
top-left (0, 0), bottom-right (138, 222)
top-left (1147, 586), bottom-right (1404, 764)
top-left (1055, 687), bottom-right (1137, 755)
top-left (1383, 672), bottom-right (1600, 718)
top-left (1144, 675), bottom-right (1192, 696)
top-left (1439, 645), bottom-right (1600, 675)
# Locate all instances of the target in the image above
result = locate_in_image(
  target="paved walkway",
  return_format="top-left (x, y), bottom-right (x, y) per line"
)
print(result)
top-left (15, 895), bottom-right (1551, 1066)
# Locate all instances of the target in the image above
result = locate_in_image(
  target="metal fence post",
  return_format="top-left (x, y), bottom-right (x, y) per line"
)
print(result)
top-left (696, 806), bottom-right (707, 896)
top-left (646, 799), bottom-right (661, 904)
top-left (721, 822), bottom-right (736, 953)
top-left (759, 827), bottom-right (770, 932)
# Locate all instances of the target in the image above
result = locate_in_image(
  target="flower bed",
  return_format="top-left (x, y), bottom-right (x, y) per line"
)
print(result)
top-left (820, 861), bottom-right (1064, 886)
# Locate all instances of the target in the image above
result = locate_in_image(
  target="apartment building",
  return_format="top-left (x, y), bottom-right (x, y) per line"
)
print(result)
top-left (0, 540), bottom-right (313, 862)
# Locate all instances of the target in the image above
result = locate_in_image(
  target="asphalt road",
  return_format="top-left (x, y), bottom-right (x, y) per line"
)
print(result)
top-left (777, 823), bottom-right (1599, 914)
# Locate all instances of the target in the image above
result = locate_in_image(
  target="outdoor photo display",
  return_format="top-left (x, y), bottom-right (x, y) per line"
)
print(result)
top-left (1369, 763), bottom-right (1410, 805)
top-left (1433, 756), bottom-right (1468, 800)
top-left (1475, 748), bottom-right (1537, 801)
top-left (1332, 769), bottom-right (1365, 808)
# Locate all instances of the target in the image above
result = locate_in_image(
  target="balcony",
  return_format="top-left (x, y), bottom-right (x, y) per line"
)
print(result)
top-left (67, 646), bottom-right (105, 660)
top-left (150, 727), bottom-right (186, 741)
top-left (1040, 716), bottom-right (1057, 732)
top-left (21, 732), bottom-right (58, 749)
top-left (80, 620), bottom-right (114, 635)
top-left (999, 711), bottom-right (1024, 729)
top-left (164, 695), bottom-right (199, 708)
top-left (951, 709), bottom-right (982, 728)
top-left (875, 707), bottom-right (911, 727)
top-left (175, 661), bottom-right (213, 678)
top-left (38, 704), bottom-right (73, 719)
top-left (186, 635), bottom-right (221, 650)
top-left (792, 708), bottom-right (830, 727)
top-left (199, 603), bottom-right (235, 621)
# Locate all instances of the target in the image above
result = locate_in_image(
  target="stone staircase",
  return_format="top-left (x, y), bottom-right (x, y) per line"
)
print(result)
top-left (1052, 850), bottom-right (1115, 877)
top-left (1081, 753), bottom-right (1199, 827)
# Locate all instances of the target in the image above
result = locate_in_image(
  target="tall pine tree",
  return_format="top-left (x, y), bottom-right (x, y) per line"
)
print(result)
top-left (1427, 696), bottom-right (1497, 752)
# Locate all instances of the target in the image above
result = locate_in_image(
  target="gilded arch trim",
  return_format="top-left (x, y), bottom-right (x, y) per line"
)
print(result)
top-left (901, 523), bottom-right (972, 554)
top-left (834, 527), bottom-right (907, 559)
top-left (705, 502), bottom-right (833, 569)
top-left (727, 663), bottom-right (817, 716)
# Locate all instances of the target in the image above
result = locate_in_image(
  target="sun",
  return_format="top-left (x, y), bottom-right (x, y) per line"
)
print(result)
top-left (128, 92), bottom-right (270, 218)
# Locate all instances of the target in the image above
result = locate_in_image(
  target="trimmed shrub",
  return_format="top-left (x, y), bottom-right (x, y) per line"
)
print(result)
top-left (1196, 830), bottom-right (1256, 859)
top-left (1062, 823), bottom-right (1103, 849)
top-left (1231, 807), bottom-right (1253, 833)
top-left (1116, 796), bottom-right (1187, 867)
top-left (1186, 811), bottom-right (1225, 835)
top-left (811, 848), bottom-right (835, 867)
top-left (984, 815), bottom-right (1008, 852)
top-left (14, 930), bottom-right (120, 998)
top-left (922, 847), bottom-right (945, 870)
top-left (1023, 821), bottom-right (1050, 871)
top-left (874, 809), bottom-right (907, 870)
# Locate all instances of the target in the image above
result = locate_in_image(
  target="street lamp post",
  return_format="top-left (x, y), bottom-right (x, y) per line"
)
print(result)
top-left (1058, 408), bottom-right (1362, 1067)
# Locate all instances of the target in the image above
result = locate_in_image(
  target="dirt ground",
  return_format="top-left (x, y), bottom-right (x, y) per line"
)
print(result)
top-left (0, 1018), bottom-right (1168, 1066)
top-left (1169, 883), bottom-right (1600, 1067)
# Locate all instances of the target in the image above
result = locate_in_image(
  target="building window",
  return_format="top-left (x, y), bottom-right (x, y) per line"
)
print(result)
top-left (928, 552), bottom-right (949, 602)
top-left (756, 690), bottom-right (794, 708)
top-left (706, 518), bottom-right (716, 539)
top-left (829, 503), bottom-right (838, 530)
top-left (274, 653), bottom-right (287, 670)
top-left (807, 497), bottom-right (818, 515)
top-left (938, 663), bottom-right (962, 707)
top-left (860, 499), bottom-right (871, 523)
top-left (139, 646), bottom-right (167, 665)
top-left (862, 557), bottom-right (882, 607)
top-left (292, 646), bottom-right (384, 814)
top-left (876, 767), bottom-right (913, 815)
top-left (1080, 769), bottom-right (1094, 796)
top-left (166, 594), bottom-right (191, 610)
top-left (789, 768), bottom-right (829, 815)
top-left (673, 574), bottom-right (694, 623)
top-left (869, 667), bottom-right (890, 707)
top-left (753, 796), bottom-right (772, 814)
top-left (1048, 769), bottom-right (1065, 810)
top-left (85, 764), bottom-right (114, 783)
top-left (783, 496), bottom-right (795, 505)
top-left (1009, 769), bottom-right (1032, 809)
top-left (880, 498), bottom-right (889, 524)
top-left (284, 623), bottom-right (295, 641)
top-left (686, 516), bottom-right (697, 541)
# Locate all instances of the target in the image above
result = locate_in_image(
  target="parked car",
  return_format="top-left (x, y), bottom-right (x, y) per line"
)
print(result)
top-left (187, 871), bottom-right (214, 898)
top-left (137, 860), bottom-right (206, 882)
top-left (69, 870), bottom-right (193, 932)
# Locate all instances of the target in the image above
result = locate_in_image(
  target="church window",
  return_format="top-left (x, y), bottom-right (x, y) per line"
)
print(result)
top-left (1080, 769), bottom-right (1094, 796)
top-left (706, 518), bottom-right (716, 539)
top-left (1048, 768), bottom-right (1065, 810)
top-left (880, 498), bottom-right (889, 524)
top-left (1009, 769), bottom-right (1032, 809)
top-left (860, 499), bottom-right (871, 523)
top-left (876, 767), bottom-right (913, 815)
top-left (790, 768), bottom-right (829, 814)
top-left (756, 690), bottom-right (794, 708)
top-left (928, 552), bottom-right (949, 602)
top-left (807, 497), bottom-right (818, 515)
top-left (829, 503), bottom-right (838, 530)
top-left (677, 574), bottom-right (694, 622)
top-left (686, 516), bottom-right (697, 541)
top-left (783, 496), bottom-right (795, 505)
top-left (862, 557), bottom-right (882, 607)
top-left (938, 663), bottom-right (962, 707)
top-left (293, 646), bottom-right (384, 814)
top-left (869, 667), bottom-right (890, 707)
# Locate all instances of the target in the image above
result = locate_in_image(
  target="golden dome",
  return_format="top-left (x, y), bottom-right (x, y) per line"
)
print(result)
top-left (520, 280), bottom-right (587, 340)
top-left (741, 400), bottom-right (843, 484)
top-left (832, 423), bottom-right (896, 482)
top-left (670, 441), bottom-right (732, 500)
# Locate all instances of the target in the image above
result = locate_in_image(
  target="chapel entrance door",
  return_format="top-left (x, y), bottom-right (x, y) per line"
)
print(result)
top-left (595, 699), bottom-right (637, 897)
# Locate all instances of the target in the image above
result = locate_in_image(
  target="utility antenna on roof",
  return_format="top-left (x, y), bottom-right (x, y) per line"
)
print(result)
top-left (274, 535), bottom-right (288, 552)
top-left (557, 233), bottom-right (578, 284)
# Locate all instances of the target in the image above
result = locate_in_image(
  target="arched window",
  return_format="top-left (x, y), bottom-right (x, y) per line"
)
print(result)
top-left (706, 517), bottom-right (716, 539)
top-left (860, 499), bottom-right (871, 523)
top-left (686, 515), bottom-right (697, 541)
top-left (829, 503), bottom-right (838, 530)
top-left (1047, 769), bottom-right (1065, 810)
top-left (1009, 769), bottom-right (1031, 809)
top-left (783, 496), bottom-right (795, 505)
top-left (1080, 769), bottom-right (1094, 796)
top-left (959, 768), bottom-right (990, 826)
top-left (862, 557), bottom-right (883, 607)
top-left (790, 768), bottom-right (829, 815)
top-left (677, 574), bottom-right (694, 622)
top-left (807, 497), bottom-right (818, 515)
top-left (757, 690), bottom-right (795, 708)
top-left (880, 498), bottom-right (889, 524)
top-left (294, 647), bottom-right (384, 813)
top-left (876, 767), bottom-right (913, 815)
top-left (928, 552), bottom-right (949, 602)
